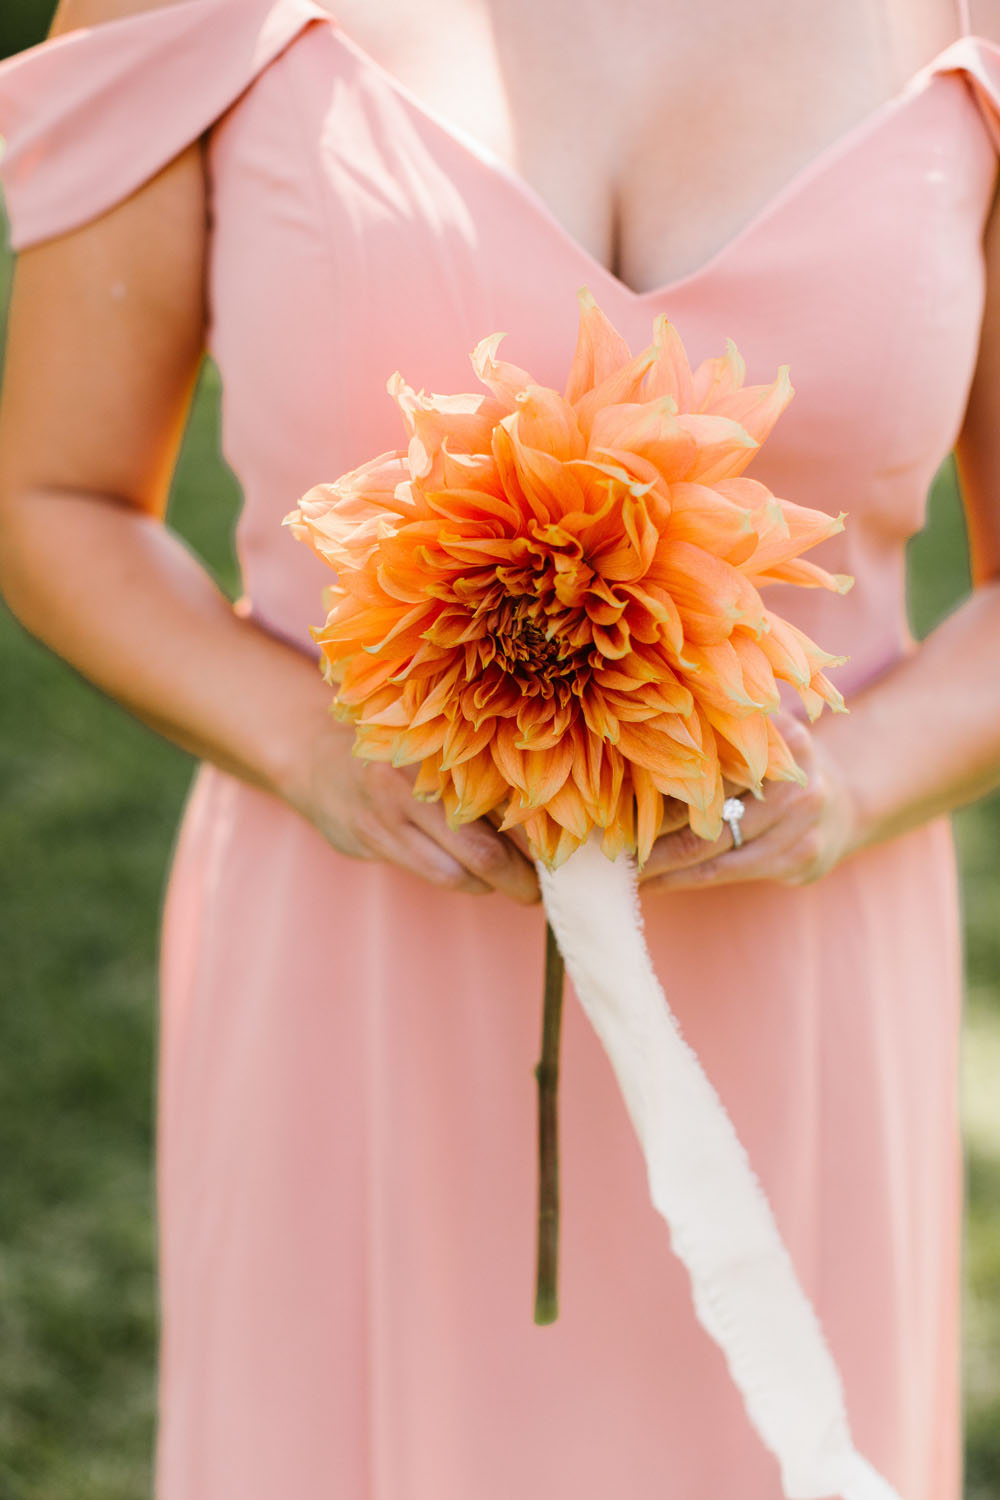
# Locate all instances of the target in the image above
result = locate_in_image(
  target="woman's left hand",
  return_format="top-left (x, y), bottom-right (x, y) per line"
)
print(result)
top-left (639, 712), bottom-right (861, 893)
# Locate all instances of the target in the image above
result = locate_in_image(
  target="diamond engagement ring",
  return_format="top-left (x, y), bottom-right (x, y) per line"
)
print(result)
top-left (722, 796), bottom-right (746, 849)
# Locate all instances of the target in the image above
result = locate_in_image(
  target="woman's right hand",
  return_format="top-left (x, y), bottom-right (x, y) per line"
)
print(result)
top-left (278, 714), bottom-right (540, 902)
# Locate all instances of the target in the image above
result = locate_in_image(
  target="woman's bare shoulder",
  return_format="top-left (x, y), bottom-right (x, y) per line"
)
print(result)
top-left (49, 0), bottom-right (197, 38)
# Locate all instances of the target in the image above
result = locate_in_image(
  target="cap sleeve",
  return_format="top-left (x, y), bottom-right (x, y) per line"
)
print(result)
top-left (0, 0), bottom-right (331, 251)
top-left (940, 34), bottom-right (1000, 150)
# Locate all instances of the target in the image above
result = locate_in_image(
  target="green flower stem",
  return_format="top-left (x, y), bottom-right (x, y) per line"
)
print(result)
top-left (533, 921), bottom-right (565, 1325)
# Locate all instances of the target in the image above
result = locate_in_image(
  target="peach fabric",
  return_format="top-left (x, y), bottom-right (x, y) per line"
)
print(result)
top-left (1, 3), bottom-right (996, 1496)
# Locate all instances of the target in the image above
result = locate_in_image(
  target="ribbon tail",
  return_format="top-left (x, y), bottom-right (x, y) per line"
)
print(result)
top-left (538, 838), bottom-right (905, 1500)
top-left (839, 1455), bottom-right (909, 1500)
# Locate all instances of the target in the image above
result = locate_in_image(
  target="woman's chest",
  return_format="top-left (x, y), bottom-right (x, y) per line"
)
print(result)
top-left (200, 4), bottom-right (998, 653)
top-left (319, 0), bottom-right (957, 295)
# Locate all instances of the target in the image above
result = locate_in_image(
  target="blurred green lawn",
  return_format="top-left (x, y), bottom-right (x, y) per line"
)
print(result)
top-left (1, 226), bottom-right (1000, 1496)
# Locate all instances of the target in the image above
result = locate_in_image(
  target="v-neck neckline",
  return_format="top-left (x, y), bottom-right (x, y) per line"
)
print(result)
top-left (324, 25), bottom-right (983, 304)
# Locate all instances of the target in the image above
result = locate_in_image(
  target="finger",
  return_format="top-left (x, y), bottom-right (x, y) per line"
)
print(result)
top-left (642, 821), bottom-right (800, 893)
top-left (657, 798), bottom-right (692, 835)
top-left (383, 821), bottom-right (493, 894)
top-left (769, 711), bottom-right (816, 772)
top-left (361, 816), bottom-right (494, 894)
top-left (408, 797), bottom-right (540, 904)
top-left (641, 787), bottom-right (782, 881)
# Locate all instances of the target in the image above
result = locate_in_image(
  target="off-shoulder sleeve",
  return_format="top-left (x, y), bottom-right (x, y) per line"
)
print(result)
top-left (0, 0), bottom-right (330, 250)
top-left (942, 34), bottom-right (1000, 150)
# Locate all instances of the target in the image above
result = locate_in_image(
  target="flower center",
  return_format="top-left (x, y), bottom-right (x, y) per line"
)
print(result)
top-left (485, 595), bottom-right (590, 699)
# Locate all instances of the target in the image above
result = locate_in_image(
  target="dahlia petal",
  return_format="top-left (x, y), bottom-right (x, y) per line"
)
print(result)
top-left (600, 822), bottom-right (629, 861)
top-left (582, 448), bottom-right (673, 517)
top-left (701, 704), bottom-right (770, 786)
top-left (798, 673), bottom-right (847, 721)
top-left (757, 612), bottom-right (813, 688)
top-left (408, 404), bottom-right (497, 479)
top-left (596, 742), bottom-right (626, 825)
top-left (550, 823), bottom-right (587, 869)
top-left (376, 560), bottom-right (439, 604)
top-left (585, 495), bottom-right (660, 582)
top-left (763, 718), bottom-right (808, 785)
top-left (618, 587), bottom-right (676, 645)
top-left (469, 332), bottom-right (534, 411)
top-left (642, 314), bottom-right (695, 409)
top-left (653, 540), bottom-right (768, 635)
top-left (519, 809), bottom-right (562, 866)
top-left (412, 758), bottom-right (446, 800)
top-left (414, 667), bottom-right (473, 735)
top-left (335, 650), bottom-right (403, 704)
top-left (600, 791), bottom-right (635, 860)
top-left (564, 286), bottom-right (635, 405)
top-left (573, 349), bottom-right (658, 438)
top-left (742, 498), bottom-right (845, 574)
top-left (352, 726), bottom-right (400, 761)
top-left (513, 385), bottom-right (587, 460)
top-left (593, 652), bottom-right (663, 691)
top-left (438, 448), bottom-right (503, 492)
top-left (630, 587), bottom-right (685, 657)
top-left (596, 690), bottom-right (659, 724)
top-left (666, 482), bottom-right (756, 564)
top-left (424, 487), bottom-right (522, 529)
top-left (566, 723), bottom-right (607, 821)
top-left (392, 717), bottom-right (449, 764)
top-left (674, 414), bottom-right (759, 483)
top-left (729, 634), bottom-right (782, 712)
top-left (356, 698), bottom-right (410, 729)
top-left (542, 777), bottom-right (593, 839)
top-left (584, 577), bottom-right (627, 626)
top-left (631, 765), bottom-right (664, 867)
top-left (490, 720), bottom-right (529, 793)
top-left (707, 364), bottom-right (794, 444)
top-left (750, 558), bottom-right (854, 593)
top-left (687, 770), bottom-right (726, 840)
top-left (593, 620), bottom-right (633, 659)
top-left (304, 455), bottom-right (415, 514)
top-left (503, 426), bottom-right (591, 520)
top-left (776, 617), bottom-right (848, 675)
top-left (683, 641), bottom-right (762, 711)
top-left (587, 399), bottom-right (698, 482)
top-left (691, 339), bottom-right (747, 410)
top-left (448, 747), bottom-right (509, 819)
top-left (580, 687), bottom-right (622, 743)
top-left (491, 423), bottom-right (548, 524)
top-left (616, 717), bottom-right (706, 777)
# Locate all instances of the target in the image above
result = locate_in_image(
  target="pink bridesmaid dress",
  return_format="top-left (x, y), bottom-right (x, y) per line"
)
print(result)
top-left (1, 3), bottom-right (996, 1496)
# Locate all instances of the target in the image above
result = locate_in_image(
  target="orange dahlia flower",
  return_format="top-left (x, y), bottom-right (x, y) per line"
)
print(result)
top-left (284, 289), bottom-right (849, 869)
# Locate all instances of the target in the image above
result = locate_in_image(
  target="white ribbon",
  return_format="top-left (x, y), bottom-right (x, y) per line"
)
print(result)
top-left (538, 838), bottom-right (904, 1500)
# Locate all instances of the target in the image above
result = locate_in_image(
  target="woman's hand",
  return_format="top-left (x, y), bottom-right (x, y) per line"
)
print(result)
top-left (639, 712), bottom-right (861, 893)
top-left (281, 715), bottom-right (540, 903)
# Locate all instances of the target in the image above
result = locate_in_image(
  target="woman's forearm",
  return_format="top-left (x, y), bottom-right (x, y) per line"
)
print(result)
top-left (6, 482), bottom-right (995, 881)
top-left (0, 485), bottom-right (334, 801)
top-left (817, 579), bottom-right (1000, 851)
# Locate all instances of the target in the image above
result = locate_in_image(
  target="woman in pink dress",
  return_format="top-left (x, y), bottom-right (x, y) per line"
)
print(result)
top-left (1, 0), bottom-right (999, 1495)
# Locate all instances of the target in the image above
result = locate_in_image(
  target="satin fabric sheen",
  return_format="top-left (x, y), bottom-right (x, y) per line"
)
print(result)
top-left (1, 3), bottom-right (996, 1495)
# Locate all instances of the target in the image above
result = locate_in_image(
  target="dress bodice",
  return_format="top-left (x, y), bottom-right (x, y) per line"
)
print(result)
top-left (1, 0), bottom-right (999, 696)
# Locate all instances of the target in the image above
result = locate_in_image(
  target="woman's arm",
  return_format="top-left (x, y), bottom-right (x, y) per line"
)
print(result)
top-left (0, 5), bottom-right (538, 904)
top-left (640, 182), bottom-right (1000, 892)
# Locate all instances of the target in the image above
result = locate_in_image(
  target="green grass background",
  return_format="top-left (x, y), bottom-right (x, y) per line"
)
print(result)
top-left (1, 6), bottom-right (1000, 1486)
